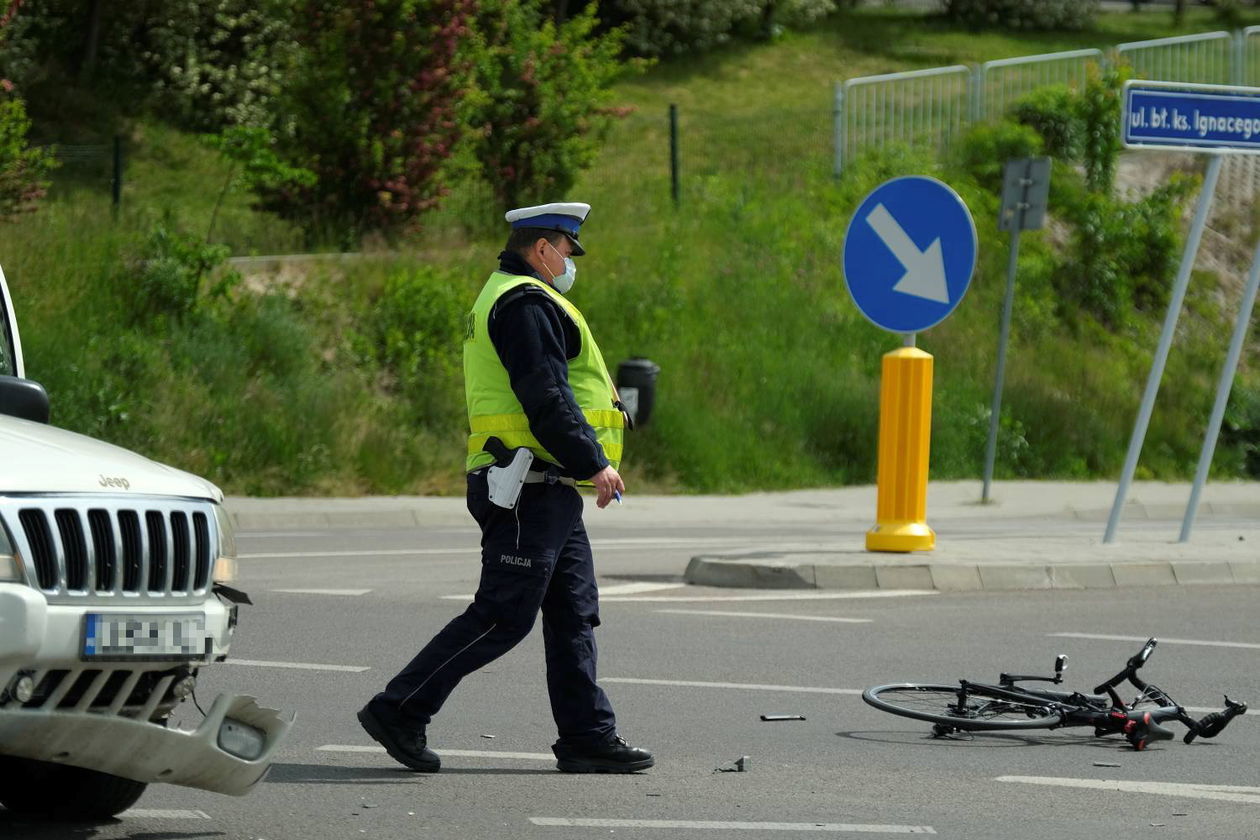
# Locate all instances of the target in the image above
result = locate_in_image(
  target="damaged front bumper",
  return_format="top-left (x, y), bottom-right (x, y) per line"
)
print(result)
top-left (0, 693), bottom-right (295, 795)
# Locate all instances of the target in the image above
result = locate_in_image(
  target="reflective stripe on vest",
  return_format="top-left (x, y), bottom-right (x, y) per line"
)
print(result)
top-left (464, 272), bottom-right (624, 474)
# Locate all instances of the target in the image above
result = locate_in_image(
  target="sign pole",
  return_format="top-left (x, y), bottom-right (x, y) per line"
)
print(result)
top-left (1104, 153), bottom-right (1223, 543)
top-left (982, 157), bottom-right (1049, 504)
top-left (1179, 233), bottom-right (1260, 541)
top-left (982, 224), bottom-right (1020, 505)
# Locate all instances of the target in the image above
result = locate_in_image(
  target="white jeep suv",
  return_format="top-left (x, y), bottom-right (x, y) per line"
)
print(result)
top-left (0, 264), bottom-right (292, 819)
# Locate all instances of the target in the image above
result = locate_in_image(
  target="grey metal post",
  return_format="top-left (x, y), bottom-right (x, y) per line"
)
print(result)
top-left (111, 134), bottom-right (122, 211)
top-left (669, 104), bottom-right (679, 207)
top-left (1104, 153), bottom-right (1223, 543)
top-left (834, 82), bottom-right (844, 177)
top-left (971, 65), bottom-right (984, 123)
top-left (982, 225), bottom-right (1021, 504)
top-left (1234, 31), bottom-right (1245, 87)
top-left (1180, 230), bottom-right (1260, 542)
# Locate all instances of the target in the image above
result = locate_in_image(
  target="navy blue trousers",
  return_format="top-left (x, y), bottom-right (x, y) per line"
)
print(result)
top-left (376, 471), bottom-right (617, 748)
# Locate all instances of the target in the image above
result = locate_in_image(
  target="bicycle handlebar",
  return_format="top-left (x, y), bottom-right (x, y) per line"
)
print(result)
top-left (1184, 696), bottom-right (1248, 744)
top-left (1092, 637), bottom-right (1157, 695)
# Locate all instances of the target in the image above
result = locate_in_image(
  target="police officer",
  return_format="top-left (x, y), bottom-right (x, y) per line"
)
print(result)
top-left (358, 201), bottom-right (654, 774)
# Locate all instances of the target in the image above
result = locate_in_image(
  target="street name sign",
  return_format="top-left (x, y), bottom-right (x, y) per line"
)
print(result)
top-left (1123, 80), bottom-right (1260, 153)
top-left (843, 176), bottom-right (977, 334)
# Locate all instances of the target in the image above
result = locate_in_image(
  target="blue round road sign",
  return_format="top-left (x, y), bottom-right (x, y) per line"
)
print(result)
top-left (842, 176), bottom-right (977, 334)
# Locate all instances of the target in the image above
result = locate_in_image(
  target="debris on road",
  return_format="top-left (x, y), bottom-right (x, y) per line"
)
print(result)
top-left (714, 755), bottom-right (751, 773)
top-left (760, 714), bottom-right (806, 721)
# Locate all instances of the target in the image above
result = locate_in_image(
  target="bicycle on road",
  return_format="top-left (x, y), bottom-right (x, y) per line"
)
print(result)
top-left (863, 638), bottom-right (1247, 750)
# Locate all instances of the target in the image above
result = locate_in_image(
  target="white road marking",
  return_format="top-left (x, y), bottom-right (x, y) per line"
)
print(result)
top-left (602, 590), bottom-right (936, 603)
top-left (222, 658), bottom-right (369, 673)
top-left (442, 590), bottom-right (935, 603)
top-left (530, 818), bottom-right (936, 833)
top-left (1050, 632), bottom-right (1260, 651)
top-left (271, 588), bottom-right (372, 596)
top-left (121, 809), bottom-right (211, 819)
top-left (319, 745), bottom-right (553, 761)
top-left (598, 582), bottom-right (687, 595)
top-left (242, 538), bottom-right (746, 560)
top-left (603, 677), bottom-right (862, 695)
top-left (243, 531), bottom-right (329, 538)
top-left (656, 609), bottom-right (872, 624)
top-left (996, 776), bottom-right (1260, 805)
top-left (243, 548), bottom-right (476, 559)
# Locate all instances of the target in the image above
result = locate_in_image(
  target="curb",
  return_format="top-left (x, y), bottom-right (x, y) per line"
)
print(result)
top-left (684, 555), bottom-right (1260, 593)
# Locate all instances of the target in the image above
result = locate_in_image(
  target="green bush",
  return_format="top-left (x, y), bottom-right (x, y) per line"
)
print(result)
top-left (939, 0), bottom-right (1100, 31)
top-left (600, 0), bottom-right (839, 58)
top-left (468, 1), bottom-right (631, 212)
top-left (951, 121), bottom-right (1042, 192)
top-left (1052, 173), bottom-right (1194, 326)
top-left (601, 0), bottom-right (762, 57)
top-left (352, 264), bottom-right (470, 427)
top-left (0, 90), bottom-right (56, 218)
top-left (1221, 380), bottom-right (1260, 478)
top-left (1077, 64), bottom-right (1125, 195)
top-left (122, 224), bottom-right (239, 323)
top-left (1011, 85), bottom-right (1081, 161)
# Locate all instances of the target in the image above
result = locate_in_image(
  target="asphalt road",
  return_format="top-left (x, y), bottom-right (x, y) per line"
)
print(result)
top-left (3, 513), bottom-right (1258, 839)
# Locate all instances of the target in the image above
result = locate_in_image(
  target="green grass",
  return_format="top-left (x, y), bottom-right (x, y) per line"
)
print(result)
top-left (8, 4), bottom-right (1260, 495)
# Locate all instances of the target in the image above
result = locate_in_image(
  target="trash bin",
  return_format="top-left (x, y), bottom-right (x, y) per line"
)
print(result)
top-left (616, 357), bottom-right (660, 428)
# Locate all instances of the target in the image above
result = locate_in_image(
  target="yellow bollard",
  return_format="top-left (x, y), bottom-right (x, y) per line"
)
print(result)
top-left (866, 346), bottom-right (935, 552)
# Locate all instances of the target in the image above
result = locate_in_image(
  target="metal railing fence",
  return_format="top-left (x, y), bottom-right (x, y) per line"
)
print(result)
top-left (1243, 26), bottom-right (1260, 85)
top-left (1115, 30), bottom-right (1237, 86)
top-left (977, 49), bottom-right (1104, 122)
top-left (835, 66), bottom-right (972, 178)
top-left (836, 29), bottom-right (1260, 175)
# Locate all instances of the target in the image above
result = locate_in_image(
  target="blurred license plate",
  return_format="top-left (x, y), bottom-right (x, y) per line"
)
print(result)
top-left (83, 613), bottom-right (209, 660)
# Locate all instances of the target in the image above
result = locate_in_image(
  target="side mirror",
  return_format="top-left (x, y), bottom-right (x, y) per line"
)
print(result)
top-left (0, 375), bottom-right (50, 424)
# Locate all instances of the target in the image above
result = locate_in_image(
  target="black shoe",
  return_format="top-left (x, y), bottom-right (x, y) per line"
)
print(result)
top-left (357, 701), bottom-right (440, 772)
top-left (555, 735), bottom-right (654, 774)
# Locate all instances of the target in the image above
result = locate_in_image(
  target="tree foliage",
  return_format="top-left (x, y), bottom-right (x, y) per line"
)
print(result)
top-left (144, 0), bottom-right (300, 131)
top-left (0, 0), bottom-right (35, 90)
top-left (469, 0), bottom-right (630, 210)
top-left (260, 0), bottom-right (477, 242)
top-left (939, 0), bottom-right (1099, 31)
top-left (597, 0), bottom-right (837, 58)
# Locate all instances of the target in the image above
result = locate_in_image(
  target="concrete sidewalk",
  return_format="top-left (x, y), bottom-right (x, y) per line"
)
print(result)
top-left (225, 480), bottom-right (1260, 592)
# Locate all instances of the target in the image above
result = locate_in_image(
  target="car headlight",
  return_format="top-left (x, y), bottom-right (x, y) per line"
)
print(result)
top-left (212, 504), bottom-right (238, 583)
top-left (0, 520), bottom-right (23, 582)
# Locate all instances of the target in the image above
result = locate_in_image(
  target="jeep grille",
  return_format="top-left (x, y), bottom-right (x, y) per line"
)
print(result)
top-left (1, 497), bottom-right (218, 601)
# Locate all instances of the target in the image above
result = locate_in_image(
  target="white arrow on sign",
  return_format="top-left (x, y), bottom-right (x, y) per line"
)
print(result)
top-left (865, 203), bottom-right (949, 304)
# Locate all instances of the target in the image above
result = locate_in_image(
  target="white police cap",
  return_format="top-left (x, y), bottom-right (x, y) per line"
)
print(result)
top-left (505, 201), bottom-right (591, 256)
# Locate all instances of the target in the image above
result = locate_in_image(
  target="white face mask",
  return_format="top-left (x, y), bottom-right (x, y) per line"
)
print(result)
top-left (545, 243), bottom-right (577, 295)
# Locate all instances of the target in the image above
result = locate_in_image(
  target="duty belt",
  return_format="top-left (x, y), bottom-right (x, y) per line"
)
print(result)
top-left (523, 470), bottom-right (577, 487)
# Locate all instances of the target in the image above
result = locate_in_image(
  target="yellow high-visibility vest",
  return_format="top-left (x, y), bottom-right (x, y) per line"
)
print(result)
top-left (464, 271), bottom-right (624, 475)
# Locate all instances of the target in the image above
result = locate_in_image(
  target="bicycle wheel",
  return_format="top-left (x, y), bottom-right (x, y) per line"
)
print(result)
top-left (863, 683), bottom-right (1065, 731)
